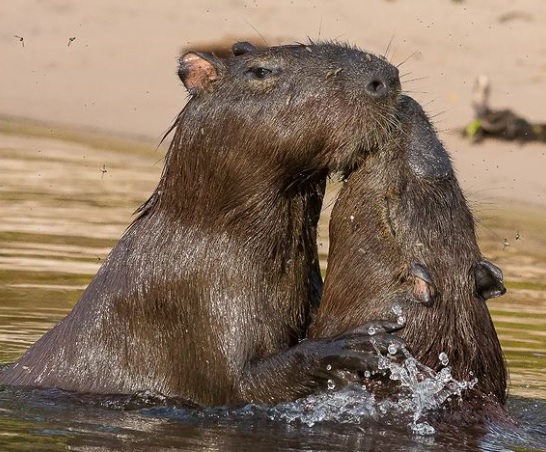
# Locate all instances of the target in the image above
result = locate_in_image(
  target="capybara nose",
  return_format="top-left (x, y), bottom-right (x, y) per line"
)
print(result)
top-left (364, 65), bottom-right (400, 98)
top-left (365, 79), bottom-right (388, 97)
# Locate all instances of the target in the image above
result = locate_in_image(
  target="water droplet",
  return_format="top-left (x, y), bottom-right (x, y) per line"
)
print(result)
top-left (388, 343), bottom-right (398, 355)
top-left (349, 215), bottom-right (355, 222)
top-left (327, 379), bottom-right (336, 390)
top-left (439, 352), bottom-right (449, 366)
top-left (391, 303), bottom-right (403, 316)
top-left (410, 421), bottom-right (436, 436)
top-left (368, 326), bottom-right (376, 335)
top-left (326, 364), bottom-right (332, 371)
top-left (364, 370), bottom-right (371, 378)
top-left (377, 355), bottom-right (390, 370)
top-left (397, 315), bottom-right (406, 325)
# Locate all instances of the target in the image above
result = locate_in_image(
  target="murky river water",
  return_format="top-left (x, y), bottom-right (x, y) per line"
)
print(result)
top-left (0, 121), bottom-right (545, 451)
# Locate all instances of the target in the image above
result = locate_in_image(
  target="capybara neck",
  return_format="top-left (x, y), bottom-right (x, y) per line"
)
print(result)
top-left (310, 95), bottom-right (507, 407)
top-left (0, 41), bottom-right (403, 406)
top-left (146, 106), bottom-right (325, 233)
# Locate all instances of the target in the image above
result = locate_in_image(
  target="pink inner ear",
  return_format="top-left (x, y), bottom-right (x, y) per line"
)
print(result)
top-left (414, 278), bottom-right (429, 298)
top-left (413, 277), bottom-right (434, 306)
top-left (181, 53), bottom-right (218, 94)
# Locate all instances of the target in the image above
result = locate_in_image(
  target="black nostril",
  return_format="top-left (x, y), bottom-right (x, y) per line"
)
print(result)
top-left (365, 79), bottom-right (387, 97)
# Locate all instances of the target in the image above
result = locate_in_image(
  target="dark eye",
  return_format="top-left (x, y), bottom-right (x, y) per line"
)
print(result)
top-left (247, 67), bottom-right (273, 79)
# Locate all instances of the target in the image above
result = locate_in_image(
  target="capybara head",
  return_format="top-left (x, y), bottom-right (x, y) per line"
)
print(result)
top-left (309, 95), bottom-right (507, 405)
top-left (173, 41), bottom-right (401, 183)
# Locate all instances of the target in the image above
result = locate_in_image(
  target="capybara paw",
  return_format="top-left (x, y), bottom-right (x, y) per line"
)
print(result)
top-left (313, 323), bottom-right (407, 377)
top-left (344, 320), bottom-right (404, 336)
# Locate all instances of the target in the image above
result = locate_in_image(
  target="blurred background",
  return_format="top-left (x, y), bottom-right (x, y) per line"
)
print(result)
top-left (0, 1), bottom-right (544, 140)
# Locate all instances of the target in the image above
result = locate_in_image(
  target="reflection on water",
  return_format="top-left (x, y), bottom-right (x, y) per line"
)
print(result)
top-left (0, 127), bottom-right (160, 366)
top-left (1, 385), bottom-right (545, 451)
top-left (1, 124), bottom-right (545, 451)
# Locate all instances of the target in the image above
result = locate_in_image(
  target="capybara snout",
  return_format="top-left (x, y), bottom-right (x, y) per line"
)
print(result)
top-left (177, 41), bottom-right (402, 178)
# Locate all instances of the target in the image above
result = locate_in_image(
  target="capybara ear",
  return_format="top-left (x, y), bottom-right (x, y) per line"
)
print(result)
top-left (474, 259), bottom-right (506, 301)
top-left (410, 262), bottom-right (437, 307)
top-left (232, 41), bottom-right (257, 56)
top-left (178, 52), bottom-right (222, 95)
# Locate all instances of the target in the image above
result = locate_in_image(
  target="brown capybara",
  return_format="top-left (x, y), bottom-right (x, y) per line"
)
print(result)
top-left (308, 95), bottom-right (507, 415)
top-left (0, 41), bottom-right (405, 406)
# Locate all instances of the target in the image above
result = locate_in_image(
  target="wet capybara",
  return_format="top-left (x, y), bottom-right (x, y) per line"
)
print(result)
top-left (308, 95), bottom-right (507, 413)
top-left (0, 41), bottom-right (405, 406)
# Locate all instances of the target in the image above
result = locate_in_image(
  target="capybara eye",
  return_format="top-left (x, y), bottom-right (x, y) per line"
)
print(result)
top-left (247, 67), bottom-right (273, 79)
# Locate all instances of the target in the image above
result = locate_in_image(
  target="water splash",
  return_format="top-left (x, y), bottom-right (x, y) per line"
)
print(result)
top-left (140, 346), bottom-right (476, 436)
top-left (147, 348), bottom-right (478, 436)
top-left (267, 347), bottom-right (477, 436)
top-left (269, 385), bottom-right (377, 426)
top-left (381, 348), bottom-right (477, 435)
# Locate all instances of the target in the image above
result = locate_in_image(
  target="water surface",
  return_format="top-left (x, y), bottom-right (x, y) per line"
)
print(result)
top-left (1, 123), bottom-right (545, 451)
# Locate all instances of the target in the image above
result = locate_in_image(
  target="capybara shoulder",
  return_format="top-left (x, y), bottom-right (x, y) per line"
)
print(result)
top-left (0, 41), bottom-right (404, 406)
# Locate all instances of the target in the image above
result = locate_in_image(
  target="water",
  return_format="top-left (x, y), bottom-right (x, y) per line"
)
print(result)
top-left (1, 123), bottom-right (546, 451)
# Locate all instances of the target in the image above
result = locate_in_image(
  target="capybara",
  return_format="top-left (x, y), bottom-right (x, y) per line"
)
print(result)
top-left (0, 41), bottom-right (405, 406)
top-left (308, 95), bottom-right (507, 414)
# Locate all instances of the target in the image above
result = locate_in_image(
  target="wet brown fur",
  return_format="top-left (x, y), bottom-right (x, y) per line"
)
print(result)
top-left (309, 96), bottom-right (507, 414)
top-left (0, 41), bottom-right (402, 406)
